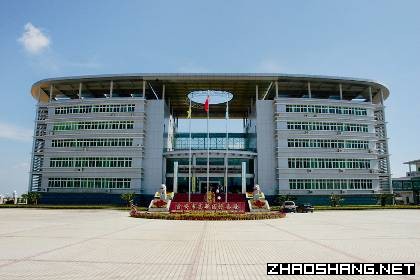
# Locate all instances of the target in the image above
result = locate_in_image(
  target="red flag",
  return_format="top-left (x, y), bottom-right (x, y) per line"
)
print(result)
top-left (204, 96), bottom-right (210, 112)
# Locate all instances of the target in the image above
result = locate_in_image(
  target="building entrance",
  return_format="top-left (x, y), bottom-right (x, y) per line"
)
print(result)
top-left (198, 180), bottom-right (221, 194)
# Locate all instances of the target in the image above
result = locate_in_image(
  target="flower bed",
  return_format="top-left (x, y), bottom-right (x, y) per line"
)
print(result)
top-left (252, 199), bottom-right (266, 208)
top-left (130, 210), bottom-right (285, 220)
top-left (248, 199), bottom-right (270, 212)
top-left (147, 199), bottom-right (171, 212)
top-left (150, 199), bottom-right (167, 208)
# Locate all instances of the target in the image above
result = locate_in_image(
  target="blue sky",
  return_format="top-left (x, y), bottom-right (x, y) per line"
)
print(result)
top-left (0, 0), bottom-right (419, 195)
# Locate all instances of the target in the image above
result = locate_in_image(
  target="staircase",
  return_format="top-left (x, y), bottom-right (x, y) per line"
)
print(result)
top-left (170, 193), bottom-right (248, 212)
top-left (172, 193), bottom-right (246, 202)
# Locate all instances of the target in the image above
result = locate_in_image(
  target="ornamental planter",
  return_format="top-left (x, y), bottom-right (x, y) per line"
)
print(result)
top-left (248, 199), bottom-right (271, 212)
top-left (148, 199), bottom-right (171, 212)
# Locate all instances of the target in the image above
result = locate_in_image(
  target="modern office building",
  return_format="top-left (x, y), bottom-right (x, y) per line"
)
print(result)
top-left (392, 159), bottom-right (420, 204)
top-left (28, 74), bottom-right (391, 205)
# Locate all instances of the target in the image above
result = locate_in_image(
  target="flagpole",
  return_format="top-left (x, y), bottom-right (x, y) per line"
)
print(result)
top-left (225, 100), bottom-right (229, 203)
top-left (188, 99), bottom-right (192, 202)
top-left (206, 95), bottom-right (210, 193)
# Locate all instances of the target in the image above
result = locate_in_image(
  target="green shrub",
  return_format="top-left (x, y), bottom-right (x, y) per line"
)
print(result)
top-left (329, 194), bottom-right (344, 207)
top-left (376, 193), bottom-right (394, 206)
top-left (121, 193), bottom-right (135, 206)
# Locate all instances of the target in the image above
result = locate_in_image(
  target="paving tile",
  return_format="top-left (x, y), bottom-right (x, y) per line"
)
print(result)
top-left (0, 209), bottom-right (418, 280)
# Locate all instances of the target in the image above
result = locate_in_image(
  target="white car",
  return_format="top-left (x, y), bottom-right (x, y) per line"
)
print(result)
top-left (282, 201), bottom-right (297, 212)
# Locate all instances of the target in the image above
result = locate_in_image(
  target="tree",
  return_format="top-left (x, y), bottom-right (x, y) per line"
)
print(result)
top-left (377, 193), bottom-right (394, 206)
top-left (330, 194), bottom-right (344, 207)
top-left (27, 192), bottom-right (41, 205)
top-left (121, 193), bottom-right (135, 207)
top-left (21, 193), bottom-right (28, 204)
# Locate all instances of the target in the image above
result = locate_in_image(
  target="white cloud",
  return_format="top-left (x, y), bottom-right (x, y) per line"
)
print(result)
top-left (0, 122), bottom-right (32, 142)
top-left (257, 59), bottom-right (282, 72)
top-left (178, 63), bottom-right (209, 73)
top-left (12, 161), bottom-right (30, 172)
top-left (18, 22), bottom-right (50, 54)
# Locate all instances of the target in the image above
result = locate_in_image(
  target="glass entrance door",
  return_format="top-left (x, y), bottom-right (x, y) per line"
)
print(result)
top-left (199, 180), bottom-right (220, 194)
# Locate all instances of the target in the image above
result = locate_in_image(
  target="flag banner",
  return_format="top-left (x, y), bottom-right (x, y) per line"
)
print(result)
top-left (170, 202), bottom-right (245, 213)
top-left (204, 96), bottom-right (210, 112)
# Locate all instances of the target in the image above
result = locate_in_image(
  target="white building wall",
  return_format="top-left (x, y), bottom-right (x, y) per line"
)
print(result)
top-left (274, 98), bottom-right (382, 195)
top-left (35, 98), bottom-right (146, 194)
top-left (142, 100), bottom-right (167, 194)
top-left (255, 100), bottom-right (277, 195)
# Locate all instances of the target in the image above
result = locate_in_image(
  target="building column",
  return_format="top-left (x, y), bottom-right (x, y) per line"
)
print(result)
top-left (253, 157), bottom-right (258, 184)
top-left (339, 83), bottom-right (343, 100)
top-left (241, 161), bottom-right (246, 194)
top-left (173, 161), bottom-right (178, 193)
top-left (49, 84), bottom-right (53, 102)
top-left (162, 84), bottom-right (165, 100)
top-left (78, 82), bottom-right (82, 99)
top-left (37, 87), bottom-right (42, 103)
top-left (162, 157), bottom-right (167, 184)
top-left (275, 81), bottom-right (279, 98)
top-left (142, 80), bottom-right (146, 98)
top-left (255, 84), bottom-right (259, 100)
top-left (110, 80), bottom-right (113, 98)
top-left (380, 89), bottom-right (384, 105)
top-left (307, 81), bottom-right (312, 98)
top-left (368, 86), bottom-right (373, 104)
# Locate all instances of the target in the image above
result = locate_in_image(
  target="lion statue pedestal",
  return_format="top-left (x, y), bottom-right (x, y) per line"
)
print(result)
top-left (148, 184), bottom-right (172, 212)
top-left (248, 184), bottom-right (270, 212)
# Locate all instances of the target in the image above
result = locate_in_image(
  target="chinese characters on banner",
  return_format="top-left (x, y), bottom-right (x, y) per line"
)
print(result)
top-left (170, 202), bottom-right (246, 213)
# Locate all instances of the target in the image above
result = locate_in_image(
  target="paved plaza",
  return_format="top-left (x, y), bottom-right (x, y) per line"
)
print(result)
top-left (0, 209), bottom-right (418, 280)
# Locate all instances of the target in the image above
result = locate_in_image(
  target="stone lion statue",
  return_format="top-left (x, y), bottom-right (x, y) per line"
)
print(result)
top-left (253, 184), bottom-right (261, 200)
top-left (159, 184), bottom-right (167, 200)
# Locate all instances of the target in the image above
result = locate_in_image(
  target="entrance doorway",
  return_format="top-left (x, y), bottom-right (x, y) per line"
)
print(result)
top-left (198, 180), bottom-right (221, 194)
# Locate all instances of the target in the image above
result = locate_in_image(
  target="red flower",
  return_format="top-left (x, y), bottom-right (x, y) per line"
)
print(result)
top-left (252, 200), bottom-right (266, 209)
top-left (153, 199), bottom-right (167, 208)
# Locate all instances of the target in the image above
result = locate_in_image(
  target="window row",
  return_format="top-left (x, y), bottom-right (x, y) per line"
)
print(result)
top-left (50, 157), bottom-right (132, 168)
top-left (289, 179), bottom-right (373, 190)
top-left (52, 138), bottom-right (133, 148)
top-left (55, 104), bottom-right (135, 115)
top-left (287, 139), bottom-right (369, 149)
top-left (48, 178), bottom-right (131, 189)
top-left (53, 121), bottom-right (134, 131)
top-left (288, 158), bottom-right (371, 169)
top-left (287, 122), bottom-right (369, 132)
top-left (286, 104), bottom-right (367, 115)
top-left (174, 137), bottom-right (247, 150)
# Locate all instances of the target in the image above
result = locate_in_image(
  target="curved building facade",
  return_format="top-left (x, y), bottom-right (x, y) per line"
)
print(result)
top-left (28, 74), bottom-right (391, 205)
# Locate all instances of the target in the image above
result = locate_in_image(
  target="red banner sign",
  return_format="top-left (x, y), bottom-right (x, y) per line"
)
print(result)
top-left (170, 202), bottom-right (246, 213)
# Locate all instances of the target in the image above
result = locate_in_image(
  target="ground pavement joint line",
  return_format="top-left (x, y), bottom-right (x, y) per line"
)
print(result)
top-left (263, 221), bottom-right (416, 280)
top-left (0, 218), bottom-right (155, 269)
top-left (0, 223), bottom-right (70, 237)
top-left (184, 222), bottom-right (207, 280)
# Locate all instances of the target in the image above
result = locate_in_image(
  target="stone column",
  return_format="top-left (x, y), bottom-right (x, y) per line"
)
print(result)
top-left (241, 161), bottom-right (247, 194)
top-left (173, 161), bottom-right (178, 193)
